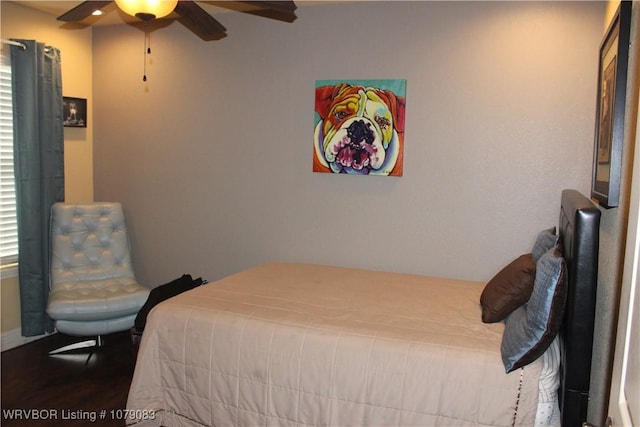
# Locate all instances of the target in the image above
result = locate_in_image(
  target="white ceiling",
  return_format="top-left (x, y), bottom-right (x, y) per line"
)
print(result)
top-left (10, 1), bottom-right (84, 17)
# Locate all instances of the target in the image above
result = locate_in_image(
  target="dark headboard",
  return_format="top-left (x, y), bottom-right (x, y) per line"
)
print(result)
top-left (557, 189), bottom-right (601, 427)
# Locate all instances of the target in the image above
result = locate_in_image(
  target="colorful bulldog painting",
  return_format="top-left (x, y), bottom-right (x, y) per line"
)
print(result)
top-left (313, 79), bottom-right (406, 176)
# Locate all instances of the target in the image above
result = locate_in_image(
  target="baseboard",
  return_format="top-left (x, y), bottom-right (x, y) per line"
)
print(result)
top-left (0, 328), bottom-right (50, 352)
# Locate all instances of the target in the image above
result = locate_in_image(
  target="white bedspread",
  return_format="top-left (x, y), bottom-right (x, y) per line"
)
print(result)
top-left (126, 262), bottom-right (542, 426)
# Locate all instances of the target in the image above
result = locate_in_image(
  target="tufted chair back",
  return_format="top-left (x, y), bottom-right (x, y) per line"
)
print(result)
top-left (50, 202), bottom-right (135, 285)
top-left (47, 202), bottom-right (149, 343)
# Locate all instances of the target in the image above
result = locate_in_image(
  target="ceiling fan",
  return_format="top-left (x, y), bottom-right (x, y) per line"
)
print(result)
top-left (57, 1), bottom-right (298, 41)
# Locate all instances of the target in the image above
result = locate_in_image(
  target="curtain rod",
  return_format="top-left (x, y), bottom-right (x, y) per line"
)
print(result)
top-left (1, 39), bottom-right (27, 50)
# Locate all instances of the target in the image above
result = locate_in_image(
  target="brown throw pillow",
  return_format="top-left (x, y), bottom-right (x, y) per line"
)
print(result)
top-left (480, 253), bottom-right (536, 323)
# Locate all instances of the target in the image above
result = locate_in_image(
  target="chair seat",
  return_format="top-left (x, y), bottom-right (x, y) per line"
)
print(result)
top-left (47, 277), bottom-right (149, 321)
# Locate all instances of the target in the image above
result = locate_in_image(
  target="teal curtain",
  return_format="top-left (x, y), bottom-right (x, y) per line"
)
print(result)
top-left (11, 40), bottom-right (64, 337)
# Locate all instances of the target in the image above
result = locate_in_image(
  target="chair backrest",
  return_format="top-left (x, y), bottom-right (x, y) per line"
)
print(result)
top-left (50, 202), bottom-right (136, 288)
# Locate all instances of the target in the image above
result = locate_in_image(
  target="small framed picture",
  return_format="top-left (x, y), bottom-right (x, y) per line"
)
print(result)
top-left (63, 97), bottom-right (87, 128)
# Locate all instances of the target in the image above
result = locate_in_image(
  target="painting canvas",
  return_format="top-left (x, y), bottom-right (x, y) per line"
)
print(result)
top-left (313, 79), bottom-right (406, 176)
top-left (596, 59), bottom-right (616, 165)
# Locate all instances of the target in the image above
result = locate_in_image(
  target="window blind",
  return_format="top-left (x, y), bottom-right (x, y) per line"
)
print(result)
top-left (0, 53), bottom-right (18, 265)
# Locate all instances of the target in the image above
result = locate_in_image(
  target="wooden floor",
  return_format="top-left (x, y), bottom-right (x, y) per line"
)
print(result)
top-left (1, 331), bottom-right (135, 427)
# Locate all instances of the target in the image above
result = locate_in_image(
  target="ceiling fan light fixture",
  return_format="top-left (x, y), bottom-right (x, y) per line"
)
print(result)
top-left (114, 0), bottom-right (178, 21)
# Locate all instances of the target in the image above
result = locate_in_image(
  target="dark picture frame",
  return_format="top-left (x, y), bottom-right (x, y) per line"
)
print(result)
top-left (591, 1), bottom-right (631, 208)
top-left (63, 96), bottom-right (87, 128)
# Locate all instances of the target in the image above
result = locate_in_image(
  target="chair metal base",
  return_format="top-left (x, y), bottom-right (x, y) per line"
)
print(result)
top-left (49, 335), bottom-right (103, 355)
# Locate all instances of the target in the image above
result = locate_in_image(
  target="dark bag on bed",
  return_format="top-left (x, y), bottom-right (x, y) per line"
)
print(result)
top-left (134, 274), bottom-right (204, 332)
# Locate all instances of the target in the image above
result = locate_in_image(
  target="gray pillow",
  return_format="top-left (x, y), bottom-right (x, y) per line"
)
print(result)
top-left (500, 245), bottom-right (566, 373)
top-left (532, 227), bottom-right (558, 262)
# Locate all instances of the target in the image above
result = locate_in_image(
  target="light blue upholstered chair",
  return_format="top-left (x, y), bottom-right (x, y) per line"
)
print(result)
top-left (46, 202), bottom-right (149, 354)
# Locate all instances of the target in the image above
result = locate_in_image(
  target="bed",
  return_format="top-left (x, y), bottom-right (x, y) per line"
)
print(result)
top-left (126, 189), bottom-right (600, 427)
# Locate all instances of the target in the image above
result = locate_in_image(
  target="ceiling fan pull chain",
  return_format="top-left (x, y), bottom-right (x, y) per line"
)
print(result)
top-left (143, 31), bottom-right (150, 82)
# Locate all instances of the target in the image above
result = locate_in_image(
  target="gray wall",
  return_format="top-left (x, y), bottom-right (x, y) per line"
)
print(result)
top-left (93, 0), bottom-right (614, 421)
top-left (592, 3), bottom-right (640, 424)
top-left (93, 1), bottom-right (605, 284)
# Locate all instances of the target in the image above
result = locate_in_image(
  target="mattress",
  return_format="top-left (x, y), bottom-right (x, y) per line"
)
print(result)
top-left (126, 262), bottom-right (544, 426)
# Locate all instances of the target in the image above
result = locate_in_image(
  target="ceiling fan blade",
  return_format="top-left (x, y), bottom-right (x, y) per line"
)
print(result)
top-left (57, 1), bottom-right (113, 22)
top-left (235, 1), bottom-right (297, 23)
top-left (174, 1), bottom-right (227, 41)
